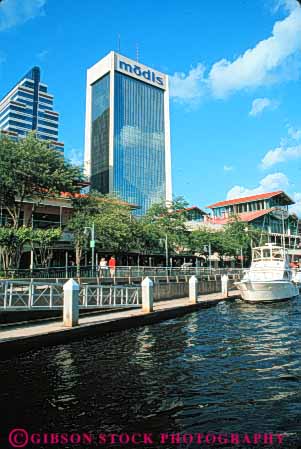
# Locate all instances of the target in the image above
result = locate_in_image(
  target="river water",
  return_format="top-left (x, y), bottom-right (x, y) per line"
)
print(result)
top-left (0, 298), bottom-right (301, 449)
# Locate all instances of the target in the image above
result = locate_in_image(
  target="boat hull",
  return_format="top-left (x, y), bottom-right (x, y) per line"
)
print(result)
top-left (236, 280), bottom-right (299, 303)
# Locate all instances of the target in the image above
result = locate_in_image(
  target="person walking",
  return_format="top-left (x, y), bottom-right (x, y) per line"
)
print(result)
top-left (98, 257), bottom-right (108, 278)
top-left (108, 256), bottom-right (116, 277)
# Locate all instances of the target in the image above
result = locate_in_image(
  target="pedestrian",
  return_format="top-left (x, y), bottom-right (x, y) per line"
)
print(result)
top-left (108, 256), bottom-right (116, 277)
top-left (98, 257), bottom-right (108, 278)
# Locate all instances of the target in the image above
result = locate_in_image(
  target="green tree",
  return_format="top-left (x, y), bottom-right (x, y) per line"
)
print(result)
top-left (0, 133), bottom-right (84, 228)
top-left (0, 227), bottom-right (32, 272)
top-left (67, 192), bottom-right (101, 275)
top-left (31, 228), bottom-right (62, 268)
top-left (93, 196), bottom-right (142, 254)
top-left (189, 228), bottom-right (226, 255)
top-left (189, 217), bottom-right (268, 265)
top-left (223, 217), bottom-right (268, 257)
top-left (68, 192), bottom-right (146, 275)
top-left (141, 197), bottom-right (190, 254)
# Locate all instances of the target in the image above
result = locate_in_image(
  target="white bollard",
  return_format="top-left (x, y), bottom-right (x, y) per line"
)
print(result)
top-left (189, 275), bottom-right (199, 303)
top-left (141, 277), bottom-right (153, 313)
top-left (221, 274), bottom-right (228, 298)
top-left (63, 278), bottom-right (80, 327)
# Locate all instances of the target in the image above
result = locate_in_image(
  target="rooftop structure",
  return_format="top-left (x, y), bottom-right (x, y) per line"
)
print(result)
top-left (206, 190), bottom-right (299, 250)
top-left (84, 51), bottom-right (172, 215)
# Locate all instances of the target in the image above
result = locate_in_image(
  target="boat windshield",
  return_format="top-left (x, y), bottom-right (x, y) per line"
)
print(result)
top-left (252, 247), bottom-right (285, 261)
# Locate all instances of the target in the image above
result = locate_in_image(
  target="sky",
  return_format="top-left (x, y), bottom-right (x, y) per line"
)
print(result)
top-left (0, 0), bottom-right (301, 214)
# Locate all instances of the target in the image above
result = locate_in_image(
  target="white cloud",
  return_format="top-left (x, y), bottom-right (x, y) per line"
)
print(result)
top-left (66, 148), bottom-right (84, 167)
top-left (288, 126), bottom-right (301, 140)
top-left (290, 192), bottom-right (301, 215)
top-left (273, 0), bottom-right (298, 13)
top-left (169, 64), bottom-right (207, 103)
top-left (0, 0), bottom-right (46, 31)
top-left (260, 122), bottom-right (301, 168)
top-left (209, 5), bottom-right (301, 98)
top-left (227, 172), bottom-right (289, 199)
top-left (223, 165), bottom-right (233, 172)
top-left (261, 144), bottom-right (301, 168)
top-left (249, 97), bottom-right (278, 116)
top-left (169, 2), bottom-right (301, 102)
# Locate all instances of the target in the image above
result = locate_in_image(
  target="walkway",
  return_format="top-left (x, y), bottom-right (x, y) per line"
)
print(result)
top-left (0, 290), bottom-right (240, 358)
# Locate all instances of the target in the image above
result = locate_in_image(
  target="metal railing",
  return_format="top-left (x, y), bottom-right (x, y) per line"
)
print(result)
top-left (0, 265), bottom-right (245, 280)
top-left (80, 284), bottom-right (140, 308)
top-left (0, 281), bottom-right (141, 310)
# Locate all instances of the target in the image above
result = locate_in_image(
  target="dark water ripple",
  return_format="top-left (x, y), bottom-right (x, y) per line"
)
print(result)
top-left (0, 298), bottom-right (301, 448)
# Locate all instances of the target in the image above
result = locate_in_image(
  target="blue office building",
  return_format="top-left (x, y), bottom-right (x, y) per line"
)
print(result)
top-left (0, 67), bottom-right (64, 152)
top-left (85, 52), bottom-right (172, 215)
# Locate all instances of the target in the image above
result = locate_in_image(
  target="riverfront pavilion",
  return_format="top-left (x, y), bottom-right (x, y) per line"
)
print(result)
top-left (206, 190), bottom-right (301, 256)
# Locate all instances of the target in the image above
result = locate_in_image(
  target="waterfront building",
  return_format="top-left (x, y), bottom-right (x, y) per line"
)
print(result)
top-left (0, 66), bottom-right (64, 152)
top-left (178, 206), bottom-right (209, 231)
top-left (84, 51), bottom-right (172, 215)
top-left (206, 190), bottom-right (301, 251)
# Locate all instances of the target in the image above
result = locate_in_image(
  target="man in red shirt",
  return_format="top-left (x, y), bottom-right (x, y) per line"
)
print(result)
top-left (108, 256), bottom-right (116, 277)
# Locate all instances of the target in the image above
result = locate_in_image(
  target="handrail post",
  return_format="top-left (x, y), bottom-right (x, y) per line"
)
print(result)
top-left (49, 285), bottom-right (53, 308)
top-left (63, 279), bottom-right (79, 327)
top-left (142, 277), bottom-right (153, 313)
top-left (189, 275), bottom-right (199, 303)
top-left (4, 281), bottom-right (8, 309)
top-left (222, 274), bottom-right (229, 298)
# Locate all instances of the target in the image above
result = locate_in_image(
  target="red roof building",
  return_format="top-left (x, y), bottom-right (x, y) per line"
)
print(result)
top-left (205, 190), bottom-right (298, 244)
top-left (207, 191), bottom-right (293, 211)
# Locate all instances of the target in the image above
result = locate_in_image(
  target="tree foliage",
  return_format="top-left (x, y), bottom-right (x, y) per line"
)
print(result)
top-left (189, 217), bottom-right (268, 259)
top-left (67, 193), bottom-right (143, 275)
top-left (140, 197), bottom-right (190, 253)
top-left (0, 227), bottom-right (32, 271)
top-left (31, 228), bottom-right (62, 268)
top-left (0, 133), bottom-right (84, 228)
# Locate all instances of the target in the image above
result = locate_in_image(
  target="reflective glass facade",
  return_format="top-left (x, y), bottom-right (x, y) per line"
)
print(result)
top-left (90, 74), bottom-right (110, 193)
top-left (114, 72), bottom-right (165, 215)
top-left (0, 67), bottom-right (64, 152)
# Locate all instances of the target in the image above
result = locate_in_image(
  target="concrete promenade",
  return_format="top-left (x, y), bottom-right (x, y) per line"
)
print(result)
top-left (0, 290), bottom-right (240, 359)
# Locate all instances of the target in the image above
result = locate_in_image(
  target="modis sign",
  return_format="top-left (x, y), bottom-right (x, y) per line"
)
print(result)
top-left (115, 54), bottom-right (166, 89)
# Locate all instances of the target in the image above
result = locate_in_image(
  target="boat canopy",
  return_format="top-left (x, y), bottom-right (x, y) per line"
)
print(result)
top-left (252, 246), bottom-right (285, 262)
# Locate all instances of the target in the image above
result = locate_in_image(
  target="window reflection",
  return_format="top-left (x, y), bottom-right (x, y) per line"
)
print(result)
top-left (114, 73), bottom-right (166, 215)
top-left (91, 74), bottom-right (110, 193)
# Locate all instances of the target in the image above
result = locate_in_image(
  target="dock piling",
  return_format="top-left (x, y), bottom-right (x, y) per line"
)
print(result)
top-left (189, 275), bottom-right (199, 303)
top-left (63, 279), bottom-right (79, 327)
top-left (142, 277), bottom-right (153, 313)
top-left (221, 274), bottom-right (228, 298)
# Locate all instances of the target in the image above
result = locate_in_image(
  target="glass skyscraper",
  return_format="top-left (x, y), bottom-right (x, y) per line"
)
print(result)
top-left (85, 52), bottom-right (172, 215)
top-left (0, 66), bottom-right (64, 152)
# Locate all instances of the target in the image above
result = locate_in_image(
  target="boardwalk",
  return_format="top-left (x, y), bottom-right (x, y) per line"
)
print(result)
top-left (0, 290), bottom-right (240, 358)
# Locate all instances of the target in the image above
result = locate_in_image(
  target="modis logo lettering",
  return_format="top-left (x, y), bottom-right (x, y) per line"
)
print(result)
top-left (119, 61), bottom-right (164, 86)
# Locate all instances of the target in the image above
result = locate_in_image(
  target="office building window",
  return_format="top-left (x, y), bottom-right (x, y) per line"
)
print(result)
top-left (90, 73), bottom-right (110, 193)
top-left (114, 72), bottom-right (165, 214)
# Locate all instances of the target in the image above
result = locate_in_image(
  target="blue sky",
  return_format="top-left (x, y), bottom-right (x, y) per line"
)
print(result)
top-left (0, 0), bottom-right (301, 213)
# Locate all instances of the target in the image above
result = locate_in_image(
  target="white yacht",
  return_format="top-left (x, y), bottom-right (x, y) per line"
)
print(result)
top-left (236, 244), bottom-right (299, 303)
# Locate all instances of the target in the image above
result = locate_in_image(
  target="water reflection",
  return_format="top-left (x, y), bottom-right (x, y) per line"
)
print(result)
top-left (0, 300), bottom-right (300, 448)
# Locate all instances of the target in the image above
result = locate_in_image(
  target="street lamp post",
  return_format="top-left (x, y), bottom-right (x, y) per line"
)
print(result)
top-left (84, 222), bottom-right (95, 274)
top-left (204, 243), bottom-right (212, 271)
top-left (159, 234), bottom-right (169, 275)
top-left (165, 234), bottom-right (168, 268)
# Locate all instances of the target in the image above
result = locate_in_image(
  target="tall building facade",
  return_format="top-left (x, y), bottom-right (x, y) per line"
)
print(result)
top-left (85, 52), bottom-right (172, 215)
top-left (0, 67), bottom-right (64, 152)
